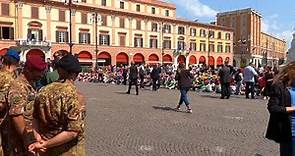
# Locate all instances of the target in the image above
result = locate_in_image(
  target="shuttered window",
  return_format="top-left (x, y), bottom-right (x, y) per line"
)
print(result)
top-left (56, 31), bottom-right (68, 43)
top-left (119, 34), bottom-right (126, 46)
top-left (59, 10), bottom-right (65, 22)
top-left (119, 18), bottom-right (125, 28)
top-left (99, 34), bottom-right (110, 45)
top-left (31, 7), bottom-right (39, 19)
top-left (81, 13), bottom-right (87, 24)
top-left (134, 36), bottom-right (143, 48)
top-left (101, 15), bottom-right (107, 26)
top-left (1, 3), bottom-right (9, 16)
top-left (79, 32), bottom-right (90, 44)
top-left (0, 27), bottom-right (14, 39)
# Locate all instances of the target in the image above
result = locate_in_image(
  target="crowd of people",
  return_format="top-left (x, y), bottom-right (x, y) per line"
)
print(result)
top-left (77, 62), bottom-right (279, 99)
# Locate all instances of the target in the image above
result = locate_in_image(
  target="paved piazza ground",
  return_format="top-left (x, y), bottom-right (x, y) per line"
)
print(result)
top-left (77, 82), bottom-right (279, 156)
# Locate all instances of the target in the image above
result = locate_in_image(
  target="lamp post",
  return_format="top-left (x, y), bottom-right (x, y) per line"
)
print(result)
top-left (63, 0), bottom-right (78, 54)
top-left (91, 12), bottom-right (101, 71)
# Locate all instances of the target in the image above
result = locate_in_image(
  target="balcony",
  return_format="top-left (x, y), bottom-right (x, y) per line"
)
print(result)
top-left (16, 39), bottom-right (52, 51)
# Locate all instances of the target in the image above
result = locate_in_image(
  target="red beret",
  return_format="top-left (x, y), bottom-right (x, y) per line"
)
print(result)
top-left (25, 55), bottom-right (47, 71)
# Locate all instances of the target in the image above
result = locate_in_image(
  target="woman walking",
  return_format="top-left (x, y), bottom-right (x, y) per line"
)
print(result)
top-left (175, 63), bottom-right (193, 113)
top-left (265, 61), bottom-right (295, 156)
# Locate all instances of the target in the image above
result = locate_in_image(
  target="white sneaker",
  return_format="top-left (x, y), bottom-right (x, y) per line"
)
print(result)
top-left (187, 109), bottom-right (192, 113)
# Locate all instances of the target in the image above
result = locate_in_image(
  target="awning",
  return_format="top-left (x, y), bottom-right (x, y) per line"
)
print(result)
top-left (217, 57), bottom-right (223, 65)
top-left (133, 54), bottom-right (144, 63)
top-left (189, 56), bottom-right (197, 64)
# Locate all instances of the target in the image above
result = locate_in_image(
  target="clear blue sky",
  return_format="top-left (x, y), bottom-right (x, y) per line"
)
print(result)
top-left (166, 0), bottom-right (295, 48)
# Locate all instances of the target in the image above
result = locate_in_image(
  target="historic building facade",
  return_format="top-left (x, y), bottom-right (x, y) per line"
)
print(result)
top-left (217, 8), bottom-right (287, 67)
top-left (0, 0), bottom-right (233, 68)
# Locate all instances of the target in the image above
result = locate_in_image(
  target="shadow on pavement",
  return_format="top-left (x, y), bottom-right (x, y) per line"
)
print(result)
top-left (114, 91), bottom-right (128, 95)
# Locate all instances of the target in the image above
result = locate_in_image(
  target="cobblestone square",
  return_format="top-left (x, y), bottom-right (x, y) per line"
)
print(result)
top-left (79, 82), bottom-right (278, 156)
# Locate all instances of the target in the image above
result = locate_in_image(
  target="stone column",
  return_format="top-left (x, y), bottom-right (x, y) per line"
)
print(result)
top-left (111, 15), bottom-right (116, 46)
top-left (128, 17), bottom-right (133, 47)
top-left (71, 9), bottom-right (77, 43)
top-left (45, 6), bottom-right (52, 41)
top-left (144, 19), bottom-right (148, 48)
top-left (172, 24), bottom-right (177, 49)
top-left (16, 2), bottom-right (24, 39)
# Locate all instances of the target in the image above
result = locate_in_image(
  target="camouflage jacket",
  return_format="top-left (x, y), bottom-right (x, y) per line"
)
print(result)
top-left (6, 74), bottom-right (36, 156)
top-left (0, 70), bottom-right (17, 156)
top-left (34, 80), bottom-right (85, 156)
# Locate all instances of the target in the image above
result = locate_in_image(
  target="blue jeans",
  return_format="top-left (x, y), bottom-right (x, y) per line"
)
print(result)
top-left (280, 138), bottom-right (295, 156)
top-left (179, 87), bottom-right (190, 105)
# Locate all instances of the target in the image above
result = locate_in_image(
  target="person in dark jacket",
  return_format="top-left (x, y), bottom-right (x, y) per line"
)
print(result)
top-left (218, 61), bottom-right (232, 99)
top-left (150, 64), bottom-right (161, 91)
top-left (122, 66), bottom-right (128, 85)
top-left (126, 62), bottom-right (139, 95)
top-left (265, 61), bottom-right (295, 156)
top-left (175, 63), bottom-right (193, 113)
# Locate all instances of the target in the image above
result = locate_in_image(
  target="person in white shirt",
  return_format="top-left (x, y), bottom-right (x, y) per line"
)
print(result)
top-left (243, 62), bottom-right (258, 99)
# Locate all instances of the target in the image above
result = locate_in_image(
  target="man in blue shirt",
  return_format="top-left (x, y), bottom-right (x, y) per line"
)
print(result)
top-left (243, 62), bottom-right (258, 99)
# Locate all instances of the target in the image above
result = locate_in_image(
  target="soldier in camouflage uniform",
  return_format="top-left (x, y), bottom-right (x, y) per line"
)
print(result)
top-left (29, 54), bottom-right (85, 156)
top-left (5, 55), bottom-right (47, 156)
top-left (0, 49), bottom-right (20, 156)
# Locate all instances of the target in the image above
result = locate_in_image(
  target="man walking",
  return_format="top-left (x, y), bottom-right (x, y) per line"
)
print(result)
top-left (126, 62), bottom-right (139, 95)
top-left (175, 63), bottom-right (193, 113)
top-left (243, 62), bottom-right (258, 99)
top-left (151, 64), bottom-right (160, 91)
top-left (218, 61), bottom-right (232, 99)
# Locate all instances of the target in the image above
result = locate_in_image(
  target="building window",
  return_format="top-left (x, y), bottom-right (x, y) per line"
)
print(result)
top-left (151, 23), bottom-right (158, 32)
top-left (150, 38), bottom-right (158, 48)
top-left (79, 32), bottom-right (90, 44)
top-left (120, 1), bottom-right (124, 9)
top-left (163, 24), bottom-right (171, 33)
top-left (31, 7), bottom-right (39, 19)
top-left (225, 45), bottom-right (231, 53)
top-left (225, 33), bottom-right (231, 40)
top-left (200, 29), bottom-right (206, 37)
top-left (119, 18), bottom-right (125, 28)
top-left (178, 26), bottom-right (185, 35)
top-left (163, 39), bottom-right (171, 49)
top-left (136, 4), bottom-right (140, 12)
top-left (190, 42), bottom-right (196, 51)
top-left (59, 10), bottom-right (65, 22)
top-left (177, 40), bottom-right (185, 50)
top-left (99, 34), bottom-right (110, 45)
top-left (119, 34), bottom-right (126, 46)
top-left (134, 36), bottom-right (143, 48)
top-left (209, 44), bottom-right (214, 52)
top-left (165, 10), bottom-right (169, 16)
top-left (81, 13), bottom-right (87, 24)
top-left (217, 32), bottom-right (222, 39)
top-left (151, 7), bottom-right (155, 14)
top-left (56, 31), bottom-right (68, 43)
top-left (101, 0), bottom-right (107, 6)
top-left (0, 27), bottom-right (14, 39)
top-left (217, 44), bottom-right (223, 52)
top-left (136, 20), bottom-right (141, 30)
top-left (209, 31), bottom-right (215, 38)
top-left (28, 29), bottom-right (43, 41)
top-left (1, 3), bottom-right (9, 16)
top-left (101, 15), bottom-right (107, 26)
top-left (190, 28), bottom-right (196, 36)
top-left (200, 43), bottom-right (206, 51)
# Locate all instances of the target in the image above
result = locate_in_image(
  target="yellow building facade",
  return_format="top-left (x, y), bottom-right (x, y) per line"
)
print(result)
top-left (0, 0), bottom-right (233, 68)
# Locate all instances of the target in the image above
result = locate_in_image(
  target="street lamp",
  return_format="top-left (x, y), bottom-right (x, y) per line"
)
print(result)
top-left (63, 0), bottom-right (79, 54)
top-left (90, 12), bottom-right (102, 71)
